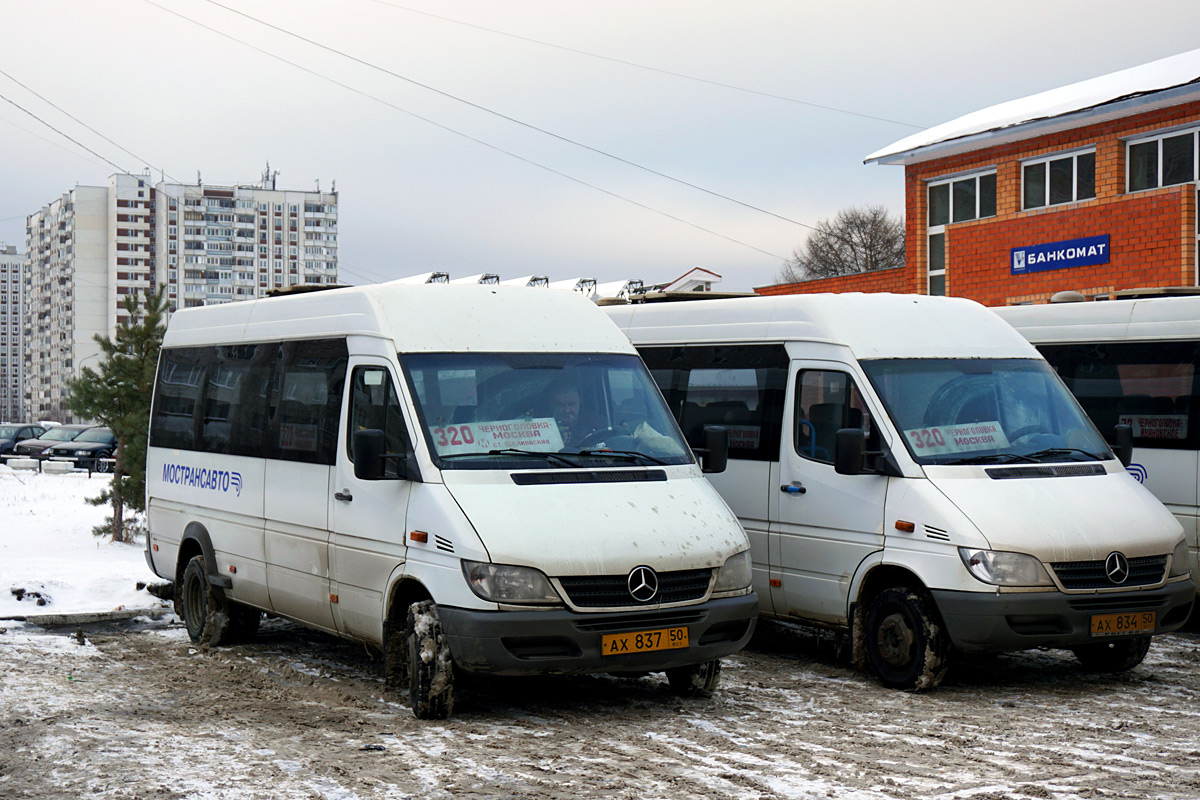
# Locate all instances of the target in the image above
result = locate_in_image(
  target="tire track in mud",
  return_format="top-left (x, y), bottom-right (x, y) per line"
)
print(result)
top-left (3, 617), bottom-right (1200, 799)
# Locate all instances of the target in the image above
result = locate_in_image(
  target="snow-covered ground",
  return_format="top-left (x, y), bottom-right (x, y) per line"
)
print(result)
top-left (4, 464), bottom-right (1200, 799)
top-left (0, 466), bottom-right (163, 619)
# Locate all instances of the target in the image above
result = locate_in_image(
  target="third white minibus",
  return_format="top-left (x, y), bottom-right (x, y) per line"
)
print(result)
top-left (607, 293), bottom-right (1193, 690)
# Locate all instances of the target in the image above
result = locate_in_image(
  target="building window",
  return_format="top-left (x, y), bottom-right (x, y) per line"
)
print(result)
top-left (1023, 149), bottom-right (1096, 209)
top-left (1127, 126), bottom-right (1199, 192)
top-left (925, 170), bottom-right (995, 296)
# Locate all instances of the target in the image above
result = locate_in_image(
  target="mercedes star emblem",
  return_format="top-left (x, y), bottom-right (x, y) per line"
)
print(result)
top-left (1105, 551), bottom-right (1130, 585)
top-left (627, 565), bottom-right (659, 602)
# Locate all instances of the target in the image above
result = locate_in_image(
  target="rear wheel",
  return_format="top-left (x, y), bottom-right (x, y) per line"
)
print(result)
top-left (180, 555), bottom-right (255, 646)
top-left (1071, 636), bottom-right (1151, 672)
top-left (406, 600), bottom-right (454, 719)
top-left (665, 659), bottom-right (721, 698)
top-left (94, 452), bottom-right (113, 473)
top-left (864, 586), bottom-right (950, 691)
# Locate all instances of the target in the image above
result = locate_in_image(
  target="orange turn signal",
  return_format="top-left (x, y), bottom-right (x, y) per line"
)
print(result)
top-left (228, 565), bottom-right (237, 574)
top-left (409, 530), bottom-right (429, 543)
top-left (330, 593), bottom-right (339, 603)
top-left (769, 578), bottom-right (781, 587)
top-left (895, 520), bottom-right (916, 533)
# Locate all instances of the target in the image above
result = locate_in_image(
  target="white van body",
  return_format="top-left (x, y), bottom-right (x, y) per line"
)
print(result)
top-left (995, 296), bottom-right (1200, 591)
top-left (145, 283), bottom-right (756, 717)
top-left (606, 293), bottom-right (1193, 689)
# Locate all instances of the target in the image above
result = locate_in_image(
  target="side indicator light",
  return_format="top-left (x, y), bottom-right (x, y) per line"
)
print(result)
top-left (152, 544), bottom-right (159, 552)
top-left (769, 578), bottom-right (782, 587)
top-left (228, 565), bottom-right (237, 574)
top-left (895, 520), bottom-right (916, 533)
top-left (410, 531), bottom-right (429, 543)
top-left (330, 594), bottom-right (339, 604)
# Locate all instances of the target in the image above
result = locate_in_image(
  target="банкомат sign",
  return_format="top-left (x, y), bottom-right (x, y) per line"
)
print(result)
top-left (1011, 235), bottom-right (1109, 275)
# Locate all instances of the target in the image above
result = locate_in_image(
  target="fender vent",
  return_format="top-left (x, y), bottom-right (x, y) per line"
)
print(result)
top-left (986, 464), bottom-right (1106, 479)
top-left (924, 525), bottom-right (951, 542)
top-left (434, 534), bottom-right (454, 553)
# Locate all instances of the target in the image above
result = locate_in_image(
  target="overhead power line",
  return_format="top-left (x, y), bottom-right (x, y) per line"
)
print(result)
top-left (0, 91), bottom-right (132, 175)
top-left (196, 0), bottom-right (816, 234)
top-left (0, 68), bottom-right (183, 184)
top-left (368, 0), bottom-right (926, 130)
top-left (142, 0), bottom-right (787, 260)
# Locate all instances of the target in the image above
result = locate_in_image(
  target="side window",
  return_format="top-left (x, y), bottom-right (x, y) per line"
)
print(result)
top-left (1039, 341), bottom-right (1200, 450)
top-left (275, 339), bottom-right (348, 465)
top-left (348, 366), bottom-right (410, 479)
top-left (639, 344), bottom-right (788, 461)
top-left (794, 370), bottom-right (874, 464)
top-left (150, 347), bottom-right (205, 451)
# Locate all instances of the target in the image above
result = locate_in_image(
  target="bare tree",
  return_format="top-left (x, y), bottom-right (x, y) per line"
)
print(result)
top-left (779, 205), bottom-right (905, 282)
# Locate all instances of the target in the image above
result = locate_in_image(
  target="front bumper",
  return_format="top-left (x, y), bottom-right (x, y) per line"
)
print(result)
top-left (932, 577), bottom-right (1195, 653)
top-left (438, 594), bottom-right (758, 676)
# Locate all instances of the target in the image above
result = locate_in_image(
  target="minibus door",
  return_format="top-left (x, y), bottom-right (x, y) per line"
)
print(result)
top-left (329, 362), bottom-right (413, 642)
top-left (769, 363), bottom-right (888, 625)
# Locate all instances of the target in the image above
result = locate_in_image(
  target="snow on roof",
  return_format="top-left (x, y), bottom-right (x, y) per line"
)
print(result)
top-left (867, 48), bottom-right (1200, 166)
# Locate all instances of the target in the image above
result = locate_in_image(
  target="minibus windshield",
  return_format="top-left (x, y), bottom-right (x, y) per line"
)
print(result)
top-left (402, 352), bottom-right (694, 469)
top-left (861, 358), bottom-right (1113, 466)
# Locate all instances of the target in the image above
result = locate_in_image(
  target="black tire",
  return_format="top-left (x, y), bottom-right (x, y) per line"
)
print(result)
top-left (94, 452), bottom-right (113, 473)
top-left (864, 586), bottom-right (950, 691)
top-left (179, 554), bottom-right (243, 646)
top-left (665, 659), bottom-right (722, 698)
top-left (1071, 635), bottom-right (1152, 672)
top-left (405, 600), bottom-right (454, 719)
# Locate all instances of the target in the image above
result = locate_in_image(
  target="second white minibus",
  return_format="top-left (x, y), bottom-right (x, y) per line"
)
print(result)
top-left (995, 295), bottom-right (1200, 594)
top-left (606, 293), bottom-right (1193, 690)
top-left (145, 283), bottom-right (757, 718)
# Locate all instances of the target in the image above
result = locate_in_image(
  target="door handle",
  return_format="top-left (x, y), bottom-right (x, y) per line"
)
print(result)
top-left (780, 482), bottom-right (806, 495)
top-left (334, 491), bottom-right (353, 502)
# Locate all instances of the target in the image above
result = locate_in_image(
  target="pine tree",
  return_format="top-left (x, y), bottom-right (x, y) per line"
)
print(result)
top-left (66, 288), bottom-right (167, 543)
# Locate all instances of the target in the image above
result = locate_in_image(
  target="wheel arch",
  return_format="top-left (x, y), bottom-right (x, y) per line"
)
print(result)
top-left (848, 561), bottom-right (929, 671)
top-left (176, 522), bottom-right (218, 587)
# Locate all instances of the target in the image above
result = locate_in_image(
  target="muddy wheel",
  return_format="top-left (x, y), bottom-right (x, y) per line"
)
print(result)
top-left (1071, 635), bottom-right (1151, 672)
top-left (180, 554), bottom-right (240, 646)
top-left (665, 659), bottom-right (721, 698)
top-left (864, 586), bottom-right (950, 691)
top-left (406, 600), bottom-right (454, 719)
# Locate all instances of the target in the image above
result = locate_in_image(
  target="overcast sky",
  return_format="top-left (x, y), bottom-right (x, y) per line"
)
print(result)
top-left (3, 1), bottom-right (1199, 291)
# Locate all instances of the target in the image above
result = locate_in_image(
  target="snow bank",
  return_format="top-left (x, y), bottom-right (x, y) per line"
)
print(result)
top-left (0, 466), bottom-right (162, 618)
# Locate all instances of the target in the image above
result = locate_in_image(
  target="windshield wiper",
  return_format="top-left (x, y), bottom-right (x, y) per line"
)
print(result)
top-left (440, 449), bottom-right (581, 468)
top-left (575, 449), bottom-right (671, 466)
top-left (1021, 447), bottom-right (1107, 462)
top-left (942, 452), bottom-right (1040, 466)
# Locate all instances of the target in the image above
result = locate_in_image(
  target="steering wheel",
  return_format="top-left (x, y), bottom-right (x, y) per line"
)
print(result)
top-left (1006, 425), bottom-right (1041, 442)
top-left (575, 427), bottom-right (625, 449)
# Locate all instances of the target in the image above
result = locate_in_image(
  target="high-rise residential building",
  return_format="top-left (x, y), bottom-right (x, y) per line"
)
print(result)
top-left (0, 244), bottom-right (24, 421)
top-left (23, 172), bottom-right (337, 421)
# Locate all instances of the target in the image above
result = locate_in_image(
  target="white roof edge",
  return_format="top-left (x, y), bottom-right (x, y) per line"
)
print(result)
top-left (866, 48), bottom-right (1200, 166)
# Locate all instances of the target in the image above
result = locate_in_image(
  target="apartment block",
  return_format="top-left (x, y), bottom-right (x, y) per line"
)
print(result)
top-left (23, 172), bottom-right (337, 421)
top-left (0, 244), bottom-right (23, 421)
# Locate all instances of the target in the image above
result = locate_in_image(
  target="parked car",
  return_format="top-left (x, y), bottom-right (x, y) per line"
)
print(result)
top-left (44, 427), bottom-right (118, 472)
top-left (12, 424), bottom-right (93, 459)
top-left (0, 424), bottom-right (47, 455)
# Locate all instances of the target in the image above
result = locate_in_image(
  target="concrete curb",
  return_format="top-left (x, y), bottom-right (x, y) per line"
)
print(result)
top-left (1, 608), bottom-right (173, 628)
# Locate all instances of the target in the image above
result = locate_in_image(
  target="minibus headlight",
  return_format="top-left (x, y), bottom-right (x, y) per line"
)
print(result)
top-left (713, 550), bottom-right (752, 593)
top-left (461, 561), bottom-right (560, 604)
top-left (1170, 539), bottom-right (1192, 577)
top-left (958, 547), bottom-right (1053, 587)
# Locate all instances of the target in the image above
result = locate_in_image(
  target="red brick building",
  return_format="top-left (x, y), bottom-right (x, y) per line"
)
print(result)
top-left (757, 50), bottom-right (1200, 306)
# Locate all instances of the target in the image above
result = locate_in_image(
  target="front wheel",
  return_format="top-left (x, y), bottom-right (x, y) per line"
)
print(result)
top-left (406, 600), bottom-right (455, 719)
top-left (665, 659), bottom-right (721, 698)
top-left (93, 452), bottom-right (113, 473)
top-left (1071, 636), bottom-right (1151, 672)
top-left (864, 586), bottom-right (950, 691)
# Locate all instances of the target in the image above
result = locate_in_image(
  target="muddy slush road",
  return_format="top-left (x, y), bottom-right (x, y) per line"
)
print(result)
top-left (3, 616), bottom-right (1200, 800)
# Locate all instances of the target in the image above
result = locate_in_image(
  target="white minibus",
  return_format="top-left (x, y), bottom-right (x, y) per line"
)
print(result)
top-left (995, 295), bottom-right (1200, 593)
top-left (145, 283), bottom-right (756, 718)
top-left (605, 293), bottom-right (1193, 690)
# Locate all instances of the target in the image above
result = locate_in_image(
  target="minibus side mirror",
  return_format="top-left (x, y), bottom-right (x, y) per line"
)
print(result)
top-left (1112, 423), bottom-right (1134, 468)
top-left (696, 425), bottom-right (729, 474)
top-left (353, 429), bottom-right (387, 481)
top-left (834, 428), bottom-right (866, 476)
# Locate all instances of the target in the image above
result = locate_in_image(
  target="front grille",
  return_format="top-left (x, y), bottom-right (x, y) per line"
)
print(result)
top-left (558, 568), bottom-right (713, 608)
top-left (1052, 556), bottom-right (1167, 589)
